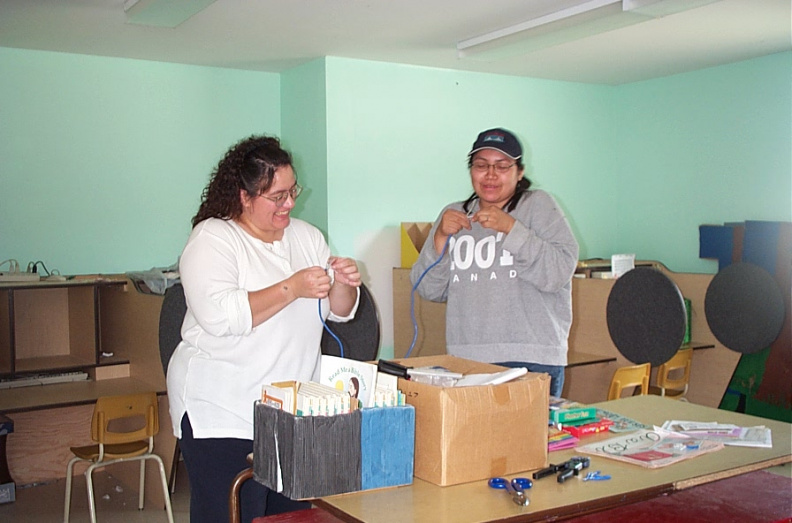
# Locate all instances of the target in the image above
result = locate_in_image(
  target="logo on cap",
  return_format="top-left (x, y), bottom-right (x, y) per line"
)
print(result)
top-left (483, 133), bottom-right (505, 143)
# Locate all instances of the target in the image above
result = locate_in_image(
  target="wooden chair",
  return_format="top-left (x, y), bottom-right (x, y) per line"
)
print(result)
top-left (649, 347), bottom-right (693, 400)
top-left (63, 392), bottom-right (174, 523)
top-left (229, 454), bottom-right (255, 523)
top-left (608, 363), bottom-right (651, 400)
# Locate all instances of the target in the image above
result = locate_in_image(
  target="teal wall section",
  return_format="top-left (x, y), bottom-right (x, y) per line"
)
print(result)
top-left (612, 52), bottom-right (792, 274)
top-left (281, 59), bottom-right (329, 238)
top-left (0, 47), bottom-right (280, 274)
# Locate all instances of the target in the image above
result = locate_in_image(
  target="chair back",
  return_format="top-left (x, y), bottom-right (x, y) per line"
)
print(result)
top-left (321, 282), bottom-right (380, 362)
top-left (91, 392), bottom-right (159, 446)
top-left (159, 282), bottom-right (187, 375)
top-left (656, 347), bottom-right (693, 395)
top-left (608, 363), bottom-right (651, 400)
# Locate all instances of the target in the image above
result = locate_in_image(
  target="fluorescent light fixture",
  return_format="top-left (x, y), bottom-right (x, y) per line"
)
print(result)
top-left (457, 0), bottom-right (722, 61)
top-left (124, 0), bottom-right (217, 28)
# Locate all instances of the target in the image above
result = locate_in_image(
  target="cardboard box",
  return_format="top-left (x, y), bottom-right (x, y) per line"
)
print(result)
top-left (253, 403), bottom-right (415, 499)
top-left (400, 222), bottom-right (432, 268)
top-left (395, 355), bottom-right (549, 486)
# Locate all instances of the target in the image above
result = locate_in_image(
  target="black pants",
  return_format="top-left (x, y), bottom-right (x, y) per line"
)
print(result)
top-left (179, 414), bottom-right (310, 523)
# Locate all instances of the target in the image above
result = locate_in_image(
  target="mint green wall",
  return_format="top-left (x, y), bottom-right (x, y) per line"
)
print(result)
top-left (2, 46), bottom-right (789, 358)
top-left (612, 52), bottom-right (792, 274)
top-left (0, 47), bottom-right (280, 274)
top-left (280, 59), bottom-right (329, 238)
top-left (323, 57), bottom-right (616, 357)
top-left (324, 57), bottom-right (615, 258)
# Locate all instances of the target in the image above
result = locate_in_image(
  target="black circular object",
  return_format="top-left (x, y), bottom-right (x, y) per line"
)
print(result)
top-left (705, 262), bottom-right (785, 354)
top-left (606, 267), bottom-right (687, 366)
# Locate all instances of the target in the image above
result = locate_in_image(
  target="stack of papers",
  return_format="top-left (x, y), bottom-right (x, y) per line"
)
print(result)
top-left (660, 420), bottom-right (773, 448)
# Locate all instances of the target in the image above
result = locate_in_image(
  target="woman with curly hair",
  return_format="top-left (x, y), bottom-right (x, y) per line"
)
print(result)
top-left (167, 135), bottom-right (362, 522)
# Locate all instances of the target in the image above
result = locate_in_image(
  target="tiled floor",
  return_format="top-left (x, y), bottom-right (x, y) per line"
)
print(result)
top-left (0, 461), bottom-right (191, 522)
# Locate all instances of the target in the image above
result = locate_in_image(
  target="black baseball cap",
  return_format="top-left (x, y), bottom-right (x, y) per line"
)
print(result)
top-left (468, 128), bottom-right (522, 160)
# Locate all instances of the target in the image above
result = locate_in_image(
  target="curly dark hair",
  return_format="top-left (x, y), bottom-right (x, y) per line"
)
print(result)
top-left (192, 135), bottom-right (294, 227)
top-left (462, 156), bottom-right (531, 214)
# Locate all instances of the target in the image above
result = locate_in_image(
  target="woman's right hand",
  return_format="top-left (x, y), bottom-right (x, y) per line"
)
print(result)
top-left (434, 209), bottom-right (471, 254)
top-left (288, 266), bottom-right (333, 299)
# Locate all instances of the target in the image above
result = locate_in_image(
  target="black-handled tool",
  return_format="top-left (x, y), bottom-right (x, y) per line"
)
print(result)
top-left (377, 360), bottom-right (411, 379)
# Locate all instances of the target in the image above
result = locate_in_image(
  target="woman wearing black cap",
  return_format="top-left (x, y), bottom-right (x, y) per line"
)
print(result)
top-left (410, 128), bottom-right (579, 398)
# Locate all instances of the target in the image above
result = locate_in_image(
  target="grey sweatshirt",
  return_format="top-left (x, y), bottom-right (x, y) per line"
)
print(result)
top-left (410, 190), bottom-right (579, 366)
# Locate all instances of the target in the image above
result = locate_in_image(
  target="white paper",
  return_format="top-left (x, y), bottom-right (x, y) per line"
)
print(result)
top-left (454, 367), bottom-right (528, 387)
top-left (660, 420), bottom-right (773, 448)
top-left (611, 253), bottom-right (635, 278)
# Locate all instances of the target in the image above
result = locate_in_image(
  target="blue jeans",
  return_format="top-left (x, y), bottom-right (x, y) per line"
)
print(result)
top-left (496, 361), bottom-right (565, 398)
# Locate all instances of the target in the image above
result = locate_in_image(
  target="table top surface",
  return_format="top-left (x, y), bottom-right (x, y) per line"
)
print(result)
top-left (0, 377), bottom-right (166, 413)
top-left (315, 395), bottom-right (792, 523)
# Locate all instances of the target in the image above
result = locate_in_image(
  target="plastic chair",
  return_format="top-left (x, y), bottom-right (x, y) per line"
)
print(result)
top-left (158, 282), bottom-right (187, 493)
top-left (63, 392), bottom-right (174, 523)
top-left (649, 347), bottom-right (693, 400)
top-left (607, 363), bottom-right (651, 400)
top-left (320, 282), bottom-right (381, 361)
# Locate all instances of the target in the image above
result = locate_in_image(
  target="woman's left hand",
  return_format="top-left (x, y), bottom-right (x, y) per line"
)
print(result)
top-left (328, 256), bottom-right (362, 287)
top-left (472, 207), bottom-right (515, 234)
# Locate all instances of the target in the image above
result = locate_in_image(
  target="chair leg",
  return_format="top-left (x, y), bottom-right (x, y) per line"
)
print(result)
top-left (85, 463), bottom-right (99, 523)
top-left (138, 459), bottom-right (146, 510)
top-left (63, 456), bottom-right (81, 522)
top-left (149, 454), bottom-right (175, 523)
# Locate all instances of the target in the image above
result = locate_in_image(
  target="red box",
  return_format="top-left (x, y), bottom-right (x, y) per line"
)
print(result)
top-left (564, 418), bottom-right (613, 438)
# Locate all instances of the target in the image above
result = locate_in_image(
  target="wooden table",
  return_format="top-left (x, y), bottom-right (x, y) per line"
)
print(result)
top-left (314, 395), bottom-right (792, 522)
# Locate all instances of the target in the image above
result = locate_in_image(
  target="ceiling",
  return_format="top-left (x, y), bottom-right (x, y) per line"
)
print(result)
top-left (0, 0), bottom-right (789, 85)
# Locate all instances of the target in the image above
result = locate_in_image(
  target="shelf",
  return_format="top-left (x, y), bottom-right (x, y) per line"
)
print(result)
top-left (0, 279), bottom-right (128, 377)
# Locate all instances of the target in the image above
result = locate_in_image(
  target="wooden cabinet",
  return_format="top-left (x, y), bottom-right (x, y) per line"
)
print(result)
top-left (0, 276), bottom-right (174, 490)
top-left (0, 279), bottom-right (127, 376)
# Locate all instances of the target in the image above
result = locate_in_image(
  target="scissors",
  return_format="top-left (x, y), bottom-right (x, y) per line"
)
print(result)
top-left (488, 477), bottom-right (532, 506)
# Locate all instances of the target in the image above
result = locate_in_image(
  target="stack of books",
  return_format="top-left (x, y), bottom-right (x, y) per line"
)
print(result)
top-left (261, 355), bottom-right (406, 416)
top-left (549, 398), bottom-right (614, 440)
top-left (548, 427), bottom-right (578, 451)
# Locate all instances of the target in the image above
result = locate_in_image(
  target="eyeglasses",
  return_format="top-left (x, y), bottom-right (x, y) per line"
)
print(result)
top-left (471, 160), bottom-right (516, 175)
top-left (260, 184), bottom-right (303, 206)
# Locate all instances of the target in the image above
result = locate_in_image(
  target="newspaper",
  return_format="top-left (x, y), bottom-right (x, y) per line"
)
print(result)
top-left (577, 427), bottom-right (724, 468)
top-left (660, 420), bottom-right (773, 448)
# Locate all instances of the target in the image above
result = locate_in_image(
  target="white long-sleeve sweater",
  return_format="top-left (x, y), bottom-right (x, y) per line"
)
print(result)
top-left (167, 217), bottom-right (356, 440)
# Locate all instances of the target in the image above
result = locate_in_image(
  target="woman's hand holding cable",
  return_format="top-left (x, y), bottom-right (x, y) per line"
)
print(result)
top-left (327, 256), bottom-right (361, 317)
top-left (472, 207), bottom-right (515, 234)
top-left (249, 266), bottom-right (329, 327)
top-left (434, 209), bottom-right (472, 254)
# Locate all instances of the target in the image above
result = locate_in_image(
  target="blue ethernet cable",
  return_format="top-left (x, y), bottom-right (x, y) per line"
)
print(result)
top-left (318, 298), bottom-right (345, 359)
top-left (406, 234), bottom-right (452, 357)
